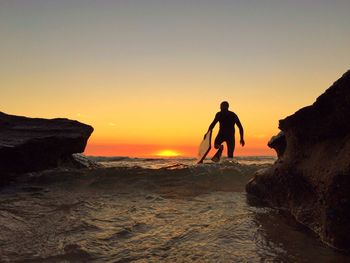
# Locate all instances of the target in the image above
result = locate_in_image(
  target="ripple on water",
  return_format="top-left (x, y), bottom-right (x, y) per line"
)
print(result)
top-left (1, 167), bottom-right (350, 262)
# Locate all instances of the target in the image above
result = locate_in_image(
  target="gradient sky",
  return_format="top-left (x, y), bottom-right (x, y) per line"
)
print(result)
top-left (1, 0), bottom-right (349, 157)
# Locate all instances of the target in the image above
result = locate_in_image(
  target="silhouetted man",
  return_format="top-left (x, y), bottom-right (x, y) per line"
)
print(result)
top-left (207, 101), bottom-right (245, 161)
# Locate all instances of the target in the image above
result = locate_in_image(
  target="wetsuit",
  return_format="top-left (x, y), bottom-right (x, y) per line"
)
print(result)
top-left (208, 110), bottom-right (243, 158)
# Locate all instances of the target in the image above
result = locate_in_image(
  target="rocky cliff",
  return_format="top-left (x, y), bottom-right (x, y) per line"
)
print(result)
top-left (0, 112), bottom-right (93, 182)
top-left (246, 70), bottom-right (350, 251)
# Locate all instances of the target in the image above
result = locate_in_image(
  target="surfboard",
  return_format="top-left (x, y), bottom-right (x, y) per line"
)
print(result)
top-left (197, 130), bottom-right (212, 164)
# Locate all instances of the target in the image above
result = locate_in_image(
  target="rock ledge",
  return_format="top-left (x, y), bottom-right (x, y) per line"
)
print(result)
top-left (0, 112), bottom-right (93, 182)
top-left (246, 70), bottom-right (350, 251)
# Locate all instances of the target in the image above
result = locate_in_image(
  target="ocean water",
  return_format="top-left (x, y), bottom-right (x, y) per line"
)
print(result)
top-left (0, 156), bottom-right (349, 262)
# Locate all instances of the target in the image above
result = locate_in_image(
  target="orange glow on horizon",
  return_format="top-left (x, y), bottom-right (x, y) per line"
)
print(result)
top-left (84, 138), bottom-right (276, 158)
top-left (84, 143), bottom-right (193, 157)
top-left (155, 150), bottom-right (181, 157)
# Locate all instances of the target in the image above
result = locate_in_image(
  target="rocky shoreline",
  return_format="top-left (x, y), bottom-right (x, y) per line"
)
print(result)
top-left (246, 70), bottom-right (350, 251)
top-left (0, 112), bottom-right (94, 184)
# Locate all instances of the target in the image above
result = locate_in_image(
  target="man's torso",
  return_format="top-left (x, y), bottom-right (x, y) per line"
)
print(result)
top-left (216, 111), bottom-right (237, 135)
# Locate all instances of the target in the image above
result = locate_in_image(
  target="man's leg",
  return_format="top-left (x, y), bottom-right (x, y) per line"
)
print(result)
top-left (214, 134), bottom-right (224, 150)
top-left (212, 134), bottom-right (224, 162)
top-left (227, 137), bottom-right (235, 158)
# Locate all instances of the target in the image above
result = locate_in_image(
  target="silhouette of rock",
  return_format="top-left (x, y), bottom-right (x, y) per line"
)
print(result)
top-left (246, 70), bottom-right (350, 251)
top-left (0, 112), bottom-right (93, 182)
top-left (268, 131), bottom-right (286, 158)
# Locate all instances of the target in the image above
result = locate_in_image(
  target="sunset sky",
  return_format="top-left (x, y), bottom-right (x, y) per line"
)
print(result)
top-left (1, 0), bottom-right (349, 157)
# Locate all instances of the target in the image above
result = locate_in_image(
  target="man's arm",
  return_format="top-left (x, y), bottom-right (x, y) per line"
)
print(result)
top-left (208, 113), bottom-right (219, 132)
top-left (236, 116), bottom-right (245, 146)
top-left (204, 114), bottom-right (219, 139)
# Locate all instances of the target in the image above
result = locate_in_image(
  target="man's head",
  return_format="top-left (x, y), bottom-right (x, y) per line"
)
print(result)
top-left (220, 101), bottom-right (229, 111)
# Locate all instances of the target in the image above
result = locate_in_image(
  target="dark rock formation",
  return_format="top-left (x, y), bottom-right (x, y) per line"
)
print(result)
top-left (246, 70), bottom-right (350, 251)
top-left (0, 112), bottom-right (93, 182)
top-left (267, 131), bottom-right (286, 158)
